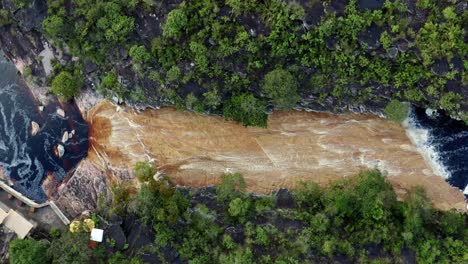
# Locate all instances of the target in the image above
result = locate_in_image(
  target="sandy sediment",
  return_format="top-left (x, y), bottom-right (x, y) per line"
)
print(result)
top-left (86, 100), bottom-right (466, 211)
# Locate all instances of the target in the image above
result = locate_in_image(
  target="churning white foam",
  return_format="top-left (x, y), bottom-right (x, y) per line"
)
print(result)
top-left (402, 113), bottom-right (451, 179)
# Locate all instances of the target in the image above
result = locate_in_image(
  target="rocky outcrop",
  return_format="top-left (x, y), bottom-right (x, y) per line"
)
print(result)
top-left (53, 160), bottom-right (111, 219)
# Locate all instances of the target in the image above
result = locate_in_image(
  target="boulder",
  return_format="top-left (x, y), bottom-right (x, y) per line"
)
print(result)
top-left (275, 188), bottom-right (296, 208)
top-left (31, 121), bottom-right (39, 136)
top-left (62, 131), bottom-right (69, 143)
top-left (431, 58), bottom-right (449, 77)
top-left (387, 47), bottom-right (399, 59)
top-left (358, 24), bottom-right (384, 51)
top-left (56, 108), bottom-right (65, 118)
top-left (56, 144), bottom-right (65, 158)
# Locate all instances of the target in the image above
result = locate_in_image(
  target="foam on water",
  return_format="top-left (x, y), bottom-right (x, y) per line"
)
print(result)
top-left (404, 107), bottom-right (468, 197)
top-left (0, 56), bottom-right (88, 202)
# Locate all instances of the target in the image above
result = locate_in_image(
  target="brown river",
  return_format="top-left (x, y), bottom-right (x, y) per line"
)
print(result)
top-left (86, 101), bottom-right (466, 211)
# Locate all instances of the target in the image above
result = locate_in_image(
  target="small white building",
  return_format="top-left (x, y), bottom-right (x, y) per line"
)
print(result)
top-left (90, 228), bottom-right (104, 242)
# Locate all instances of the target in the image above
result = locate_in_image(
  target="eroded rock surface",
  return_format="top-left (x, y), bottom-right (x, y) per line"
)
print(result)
top-left (86, 101), bottom-right (466, 211)
top-left (54, 160), bottom-right (110, 219)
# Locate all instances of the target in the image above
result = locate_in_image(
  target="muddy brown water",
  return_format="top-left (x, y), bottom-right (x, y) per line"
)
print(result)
top-left (87, 101), bottom-right (466, 211)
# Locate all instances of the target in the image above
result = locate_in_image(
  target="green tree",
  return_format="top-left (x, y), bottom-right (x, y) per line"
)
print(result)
top-left (0, 9), bottom-right (11, 27)
top-left (228, 197), bottom-right (251, 222)
top-left (134, 161), bottom-right (156, 182)
top-left (384, 100), bottom-right (409, 122)
top-left (47, 231), bottom-right (105, 264)
top-left (263, 69), bottom-right (299, 110)
top-left (216, 173), bottom-right (246, 202)
top-left (42, 15), bottom-right (64, 38)
top-left (162, 8), bottom-right (188, 39)
top-left (50, 71), bottom-right (82, 100)
top-left (9, 239), bottom-right (50, 264)
top-left (223, 93), bottom-right (267, 127)
top-left (129, 45), bottom-right (151, 64)
top-left (166, 65), bottom-right (181, 82)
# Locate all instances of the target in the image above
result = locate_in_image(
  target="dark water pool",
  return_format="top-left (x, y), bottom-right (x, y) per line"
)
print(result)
top-left (408, 107), bottom-right (468, 198)
top-left (0, 57), bottom-right (88, 203)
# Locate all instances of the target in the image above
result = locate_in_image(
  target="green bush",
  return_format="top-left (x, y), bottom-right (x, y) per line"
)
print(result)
top-left (384, 100), bottom-right (409, 122)
top-left (42, 15), bottom-right (64, 38)
top-left (263, 69), bottom-right (300, 110)
top-left (13, 0), bottom-right (32, 9)
top-left (216, 172), bottom-right (246, 202)
top-left (166, 65), bottom-right (181, 82)
top-left (47, 231), bottom-right (105, 263)
top-left (134, 161), bottom-right (156, 182)
top-left (129, 45), bottom-right (151, 64)
top-left (223, 93), bottom-right (267, 127)
top-left (162, 8), bottom-right (188, 39)
top-left (0, 9), bottom-right (11, 27)
top-left (50, 71), bottom-right (82, 100)
top-left (9, 239), bottom-right (50, 264)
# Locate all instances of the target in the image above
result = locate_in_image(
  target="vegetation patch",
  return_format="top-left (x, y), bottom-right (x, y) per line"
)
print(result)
top-left (384, 100), bottom-right (409, 122)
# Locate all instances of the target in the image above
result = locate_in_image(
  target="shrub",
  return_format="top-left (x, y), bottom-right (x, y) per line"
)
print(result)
top-left (102, 70), bottom-right (120, 89)
top-left (47, 231), bottom-right (105, 263)
top-left (50, 71), bottom-right (81, 100)
top-left (166, 65), bottom-right (181, 82)
top-left (223, 93), bottom-right (268, 127)
top-left (216, 173), bottom-right (246, 202)
top-left (9, 239), bottom-right (49, 264)
top-left (0, 9), bottom-right (11, 27)
top-left (134, 161), bottom-right (156, 182)
top-left (384, 100), bottom-right (409, 122)
top-left (162, 8), bottom-right (188, 39)
top-left (13, 0), bottom-right (32, 9)
top-left (228, 197), bottom-right (251, 222)
top-left (263, 69), bottom-right (299, 110)
top-left (42, 15), bottom-right (64, 38)
top-left (129, 45), bottom-right (151, 64)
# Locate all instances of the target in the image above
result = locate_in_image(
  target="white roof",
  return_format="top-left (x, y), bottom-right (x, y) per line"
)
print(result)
top-left (3, 210), bottom-right (34, 239)
top-left (90, 228), bottom-right (104, 242)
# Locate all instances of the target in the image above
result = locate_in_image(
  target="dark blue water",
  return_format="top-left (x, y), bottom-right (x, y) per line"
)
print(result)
top-left (0, 57), bottom-right (88, 202)
top-left (409, 107), bottom-right (468, 198)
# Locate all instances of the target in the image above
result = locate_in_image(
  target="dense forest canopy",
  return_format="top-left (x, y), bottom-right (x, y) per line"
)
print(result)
top-left (9, 169), bottom-right (468, 263)
top-left (4, 0), bottom-right (463, 126)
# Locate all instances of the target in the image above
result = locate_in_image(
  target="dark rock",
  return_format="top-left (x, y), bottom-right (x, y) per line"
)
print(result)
top-left (124, 215), bottom-right (156, 256)
top-left (329, 0), bottom-right (348, 16)
top-left (304, 3), bottom-right (325, 29)
top-left (225, 226), bottom-right (245, 244)
top-left (109, 214), bottom-right (123, 225)
top-left (397, 39), bottom-right (409, 53)
top-left (357, 0), bottom-right (385, 11)
top-left (9, 0), bottom-right (47, 32)
top-left (450, 56), bottom-right (464, 72)
top-left (358, 24), bottom-right (384, 51)
top-left (106, 223), bottom-right (127, 251)
top-left (240, 13), bottom-right (270, 37)
top-left (326, 36), bottom-right (339, 51)
top-left (135, 9), bottom-right (162, 40)
top-left (160, 245), bottom-right (181, 263)
top-left (431, 58), bottom-right (449, 77)
top-left (387, 47), bottom-right (399, 59)
top-left (275, 188), bottom-right (296, 208)
top-left (84, 59), bottom-right (98, 74)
